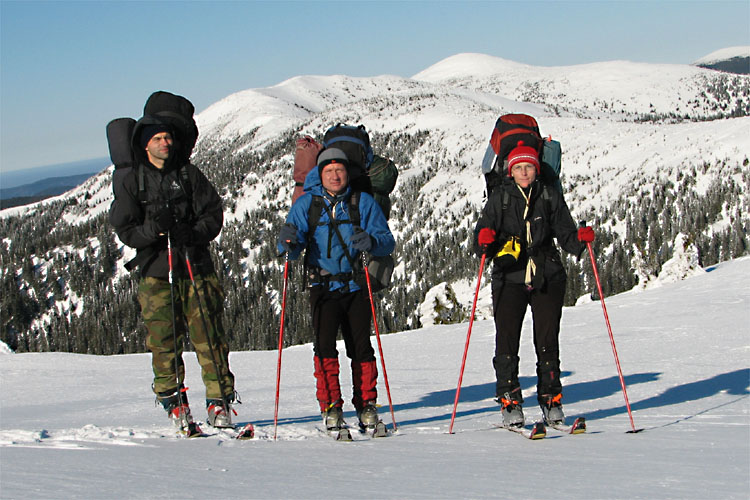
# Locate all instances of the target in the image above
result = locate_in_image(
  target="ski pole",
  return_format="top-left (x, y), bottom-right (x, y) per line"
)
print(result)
top-left (584, 238), bottom-right (642, 433)
top-left (167, 234), bottom-right (188, 410)
top-left (273, 253), bottom-right (290, 441)
top-left (182, 246), bottom-right (234, 426)
top-left (449, 253), bottom-right (486, 434)
top-left (362, 254), bottom-right (397, 432)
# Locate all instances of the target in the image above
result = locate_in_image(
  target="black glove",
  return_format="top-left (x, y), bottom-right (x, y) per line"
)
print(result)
top-left (349, 228), bottom-right (373, 253)
top-left (169, 222), bottom-right (193, 248)
top-left (152, 206), bottom-right (175, 234)
top-left (278, 223), bottom-right (298, 253)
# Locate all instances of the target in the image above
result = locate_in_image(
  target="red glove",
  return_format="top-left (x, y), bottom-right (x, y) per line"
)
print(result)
top-left (478, 228), bottom-right (496, 250)
top-left (577, 226), bottom-right (595, 243)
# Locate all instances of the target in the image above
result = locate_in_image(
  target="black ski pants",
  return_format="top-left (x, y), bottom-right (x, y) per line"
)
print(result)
top-left (491, 280), bottom-right (566, 404)
top-left (309, 286), bottom-right (375, 362)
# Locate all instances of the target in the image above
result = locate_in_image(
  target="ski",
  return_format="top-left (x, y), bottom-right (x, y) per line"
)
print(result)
top-left (359, 420), bottom-right (389, 438)
top-left (178, 421), bottom-right (205, 438)
top-left (225, 422), bottom-right (256, 440)
top-left (207, 421), bottom-right (255, 440)
top-left (327, 427), bottom-right (353, 442)
top-left (548, 417), bottom-right (586, 435)
top-left (495, 421), bottom-right (546, 440)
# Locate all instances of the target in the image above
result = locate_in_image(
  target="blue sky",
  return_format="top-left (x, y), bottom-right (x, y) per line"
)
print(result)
top-left (1, 0), bottom-right (748, 177)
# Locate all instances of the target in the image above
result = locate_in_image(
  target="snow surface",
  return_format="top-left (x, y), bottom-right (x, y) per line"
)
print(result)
top-left (1, 257), bottom-right (748, 499)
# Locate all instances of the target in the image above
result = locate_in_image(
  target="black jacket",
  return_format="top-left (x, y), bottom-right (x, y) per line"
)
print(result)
top-left (475, 177), bottom-right (584, 287)
top-left (109, 117), bottom-right (222, 278)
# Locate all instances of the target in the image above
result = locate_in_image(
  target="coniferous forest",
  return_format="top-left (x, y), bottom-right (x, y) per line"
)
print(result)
top-left (1, 123), bottom-right (747, 355)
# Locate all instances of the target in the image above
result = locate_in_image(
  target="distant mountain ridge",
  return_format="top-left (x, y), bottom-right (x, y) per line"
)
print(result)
top-left (693, 46), bottom-right (750, 74)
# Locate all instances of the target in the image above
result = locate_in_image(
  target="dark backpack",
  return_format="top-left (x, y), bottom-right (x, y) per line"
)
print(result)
top-left (322, 124), bottom-right (374, 195)
top-left (107, 106), bottom-right (193, 272)
top-left (368, 154), bottom-right (399, 220)
top-left (107, 116), bottom-right (192, 207)
top-left (143, 91), bottom-right (199, 164)
top-left (292, 135), bottom-right (322, 205)
top-left (481, 113), bottom-right (562, 197)
top-left (306, 125), bottom-right (399, 291)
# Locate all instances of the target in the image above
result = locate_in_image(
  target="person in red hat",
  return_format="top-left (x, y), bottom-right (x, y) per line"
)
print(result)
top-left (474, 140), bottom-right (595, 429)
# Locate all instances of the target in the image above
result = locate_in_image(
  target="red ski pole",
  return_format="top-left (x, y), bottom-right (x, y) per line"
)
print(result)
top-left (273, 253), bottom-right (290, 441)
top-left (362, 255), bottom-right (397, 432)
top-left (448, 253), bottom-right (487, 434)
top-left (586, 241), bottom-right (642, 433)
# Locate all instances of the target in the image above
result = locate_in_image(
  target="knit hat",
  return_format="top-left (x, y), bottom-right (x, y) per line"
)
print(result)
top-left (507, 141), bottom-right (540, 175)
top-left (139, 124), bottom-right (171, 149)
top-left (317, 148), bottom-right (350, 170)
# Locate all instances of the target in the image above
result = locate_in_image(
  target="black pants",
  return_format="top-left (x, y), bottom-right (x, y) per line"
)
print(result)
top-left (492, 280), bottom-right (566, 403)
top-left (309, 286), bottom-right (375, 362)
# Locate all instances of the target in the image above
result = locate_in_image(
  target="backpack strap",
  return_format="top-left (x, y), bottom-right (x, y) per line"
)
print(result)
top-left (304, 192), bottom-right (364, 280)
top-left (348, 191), bottom-right (361, 226)
top-left (137, 164), bottom-right (148, 204)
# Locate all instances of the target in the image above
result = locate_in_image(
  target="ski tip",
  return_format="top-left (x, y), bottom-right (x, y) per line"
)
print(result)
top-left (529, 422), bottom-right (546, 440)
top-left (571, 417), bottom-right (587, 434)
top-left (235, 423), bottom-right (255, 440)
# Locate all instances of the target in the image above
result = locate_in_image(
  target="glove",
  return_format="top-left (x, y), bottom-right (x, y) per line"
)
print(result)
top-left (152, 206), bottom-right (175, 235)
top-left (169, 223), bottom-right (193, 248)
top-left (477, 228), bottom-right (496, 253)
top-left (349, 228), bottom-right (373, 253)
top-left (577, 226), bottom-right (595, 243)
top-left (495, 236), bottom-right (521, 268)
top-left (278, 223), bottom-right (298, 253)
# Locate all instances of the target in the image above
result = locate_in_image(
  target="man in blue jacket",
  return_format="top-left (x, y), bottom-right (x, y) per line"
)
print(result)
top-left (277, 148), bottom-right (395, 433)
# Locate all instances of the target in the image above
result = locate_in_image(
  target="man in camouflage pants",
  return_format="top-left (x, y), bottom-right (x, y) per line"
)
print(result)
top-left (139, 275), bottom-right (233, 412)
top-left (109, 95), bottom-right (239, 433)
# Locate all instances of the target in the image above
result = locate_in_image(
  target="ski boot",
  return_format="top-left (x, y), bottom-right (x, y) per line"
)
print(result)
top-left (158, 389), bottom-right (201, 437)
top-left (321, 405), bottom-right (344, 431)
top-left (167, 402), bottom-right (201, 437)
top-left (357, 401), bottom-right (379, 429)
top-left (357, 401), bottom-right (388, 437)
top-left (499, 392), bottom-right (525, 428)
top-left (539, 393), bottom-right (565, 425)
top-left (206, 398), bottom-right (235, 428)
top-left (321, 404), bottom-right (351, 441)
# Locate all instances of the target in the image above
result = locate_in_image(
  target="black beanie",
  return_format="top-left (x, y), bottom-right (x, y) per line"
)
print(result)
top-left (140, 124), bottom-right (171, 149)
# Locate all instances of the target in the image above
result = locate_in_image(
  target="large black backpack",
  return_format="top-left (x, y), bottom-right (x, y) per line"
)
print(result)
top-left (143, 91), bottom-right (199, 165)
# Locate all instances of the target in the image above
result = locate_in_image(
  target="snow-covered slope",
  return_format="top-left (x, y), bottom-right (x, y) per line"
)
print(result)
top-left (1, 257), bottom-right (748, 498)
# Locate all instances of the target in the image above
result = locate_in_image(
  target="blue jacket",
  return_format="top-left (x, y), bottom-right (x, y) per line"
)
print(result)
top-left (278, 168), bottom-right (395, 292)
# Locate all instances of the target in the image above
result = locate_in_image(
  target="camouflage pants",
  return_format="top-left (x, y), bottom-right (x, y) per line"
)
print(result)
top-left (138, 274), bottom-right (234, 402)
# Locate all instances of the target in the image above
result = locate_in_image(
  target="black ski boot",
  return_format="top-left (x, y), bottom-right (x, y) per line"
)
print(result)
top-left (539, 393), bottom-right (565, 425)
top-left (499, 391), bottom-right (525, 428)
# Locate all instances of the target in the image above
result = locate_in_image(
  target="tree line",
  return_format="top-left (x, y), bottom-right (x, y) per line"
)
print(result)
top-left (1, 130), bottom-right (747, 354)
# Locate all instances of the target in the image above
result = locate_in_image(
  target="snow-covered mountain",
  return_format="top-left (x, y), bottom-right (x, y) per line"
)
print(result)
top-left (693, 46), bottom-right (750, 74)
top-left (1, 257), bottom-right (748, 498)
top-left (1, 52), bottom-right (748, 353)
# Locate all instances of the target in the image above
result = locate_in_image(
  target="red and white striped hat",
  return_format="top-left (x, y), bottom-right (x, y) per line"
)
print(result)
top-left (507, 141), bottom-right (540, 175)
